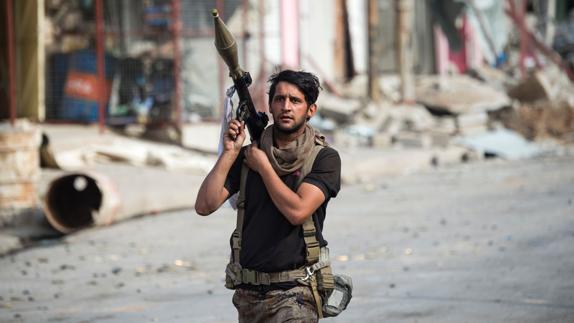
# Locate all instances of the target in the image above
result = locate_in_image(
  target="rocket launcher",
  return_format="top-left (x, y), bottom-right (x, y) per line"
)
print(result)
top-left (212, 9), bottom-right (268, 142)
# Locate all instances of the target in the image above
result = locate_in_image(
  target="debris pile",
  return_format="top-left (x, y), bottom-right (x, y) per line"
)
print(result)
top-left (312, 63), bottom-right (573, 179)
top-left (501, 66), bottom-right (574, 143)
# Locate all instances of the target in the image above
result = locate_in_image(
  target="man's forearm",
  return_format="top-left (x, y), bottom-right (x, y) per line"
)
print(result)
top-left (258, 163), bottom-right (318, 225)
top-left (195, 151), bottom-right (238, 215)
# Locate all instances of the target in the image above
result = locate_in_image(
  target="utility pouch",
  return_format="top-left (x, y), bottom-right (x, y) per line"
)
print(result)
top-left (224, 262), bottom-right (242, 289)
top-left (311, 248), bottom-right (352, 318)
top-left (321, 274), bottom-right (353, 317)
top-left (316, 266), bottom-right (335, 293)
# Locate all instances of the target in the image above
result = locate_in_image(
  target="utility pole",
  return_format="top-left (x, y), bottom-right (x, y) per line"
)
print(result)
top-left (171, 0), bottom-right (182, 129)
top-left (367, 0), bottom-right (381, 102)
top-left (95, 0), bottom-right (105, 133)
top-left (5, 0), bottom-right (16, 125)
top-left (396, 0), bottom-right (415, 103)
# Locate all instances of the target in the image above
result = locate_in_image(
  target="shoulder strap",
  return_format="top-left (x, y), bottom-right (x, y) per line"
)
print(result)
top-left (298, 144), bottom-right (328, 319)
top-left (230, 162), bottom-right (249, 265)
top-left (298, 145), bottom-right (324, 264)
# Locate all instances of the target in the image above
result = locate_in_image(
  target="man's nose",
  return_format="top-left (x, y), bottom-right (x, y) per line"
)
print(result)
top-left (281, 98), bottom-right (292, 110)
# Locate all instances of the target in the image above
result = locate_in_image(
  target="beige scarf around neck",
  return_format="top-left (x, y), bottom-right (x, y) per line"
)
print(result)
top-left (259, 124), bottom-right (326, 176)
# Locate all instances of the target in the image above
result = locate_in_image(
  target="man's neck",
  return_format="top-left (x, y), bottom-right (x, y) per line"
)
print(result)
top-left (273, 125), bottom-right (306, 149)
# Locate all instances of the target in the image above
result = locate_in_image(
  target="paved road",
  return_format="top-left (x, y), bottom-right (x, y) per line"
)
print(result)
top-left (1, 156), bottom-right (573, 322)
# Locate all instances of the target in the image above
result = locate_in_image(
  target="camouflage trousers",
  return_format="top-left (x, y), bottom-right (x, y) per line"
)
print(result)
top-left (232, 285), bottom-right (318, 323)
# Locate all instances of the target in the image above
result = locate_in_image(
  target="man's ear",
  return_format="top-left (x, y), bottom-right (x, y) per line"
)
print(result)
top-left (307, 103), bottom-right (317, 120)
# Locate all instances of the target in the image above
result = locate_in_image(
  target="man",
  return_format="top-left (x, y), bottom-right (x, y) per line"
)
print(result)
top-left (195, 70), bottom-right (341, 322)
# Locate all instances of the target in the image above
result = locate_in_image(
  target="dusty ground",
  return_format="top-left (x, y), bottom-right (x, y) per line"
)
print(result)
top-left (1, 155), bottom-right (573, 322)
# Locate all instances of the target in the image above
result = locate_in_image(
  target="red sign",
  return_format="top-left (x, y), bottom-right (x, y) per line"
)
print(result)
top-left (64, 71), bottom-right (110, 101)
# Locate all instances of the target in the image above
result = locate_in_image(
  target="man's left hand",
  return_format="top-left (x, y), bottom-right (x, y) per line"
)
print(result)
top-left (244, 141), bottom-right (270, 173)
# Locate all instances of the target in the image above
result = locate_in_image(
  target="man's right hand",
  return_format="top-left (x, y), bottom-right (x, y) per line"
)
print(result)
top-left (224, 119), bottom-right (246, 153)
top-left (195, 119), bottom-right (244, 216)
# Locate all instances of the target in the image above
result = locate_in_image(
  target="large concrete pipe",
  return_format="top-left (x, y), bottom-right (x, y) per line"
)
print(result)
top-left (41, 165), bottom-right (202, 234)
top-left (43, 173), bottom-right (120, 234)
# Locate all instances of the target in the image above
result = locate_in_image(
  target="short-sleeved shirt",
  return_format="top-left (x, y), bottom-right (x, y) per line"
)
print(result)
top-left (224, 146), bottom-right (341, 273)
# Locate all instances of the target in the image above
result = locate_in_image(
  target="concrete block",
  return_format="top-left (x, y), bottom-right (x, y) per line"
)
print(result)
top-left (428, 130), bottom-right (451, 148)
top-left (392, 132), bottom-right (432, 149)
top-left (372, 133), bottom-right (393, 148)
top-left (316, 92), bottom-right (363, 124)
top-left (433, 117), bottom-right (457, 134)
top-left (416, 75), bottom-right (510, 115)
top-left (388, 104), bottom-right (436, 132)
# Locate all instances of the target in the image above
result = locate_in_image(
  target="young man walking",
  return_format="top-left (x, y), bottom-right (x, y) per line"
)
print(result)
top-left (195, 70), bottom-right (341, 322)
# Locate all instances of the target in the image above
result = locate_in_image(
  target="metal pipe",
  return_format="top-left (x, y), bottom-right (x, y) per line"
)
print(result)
top-left (171, 0), bottom-right (182, 129)
top-left (95, 0), bottom-right (105, 133)
top-left (516, 0), bottom-right (527, 77)
top-left (367, 0), bottom-right (380, 102)
top-left (6, 0), bottom-right (16, 126)
top-left (396, 0), bottom-right (415, 103)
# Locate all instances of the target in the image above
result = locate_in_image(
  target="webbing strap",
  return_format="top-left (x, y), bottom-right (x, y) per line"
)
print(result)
top-left (303, 220), bottom-right (320, 263)
top-left (298, 144), bottom-right (328, 318)
top-left (231, 162), bottom-right (249, 264)
top-left (240, 268), bottom-right (307, 285)
top-left (298, 145), bottom-right (325, 265)
top-left (309, 276), bottom-right (324, 319)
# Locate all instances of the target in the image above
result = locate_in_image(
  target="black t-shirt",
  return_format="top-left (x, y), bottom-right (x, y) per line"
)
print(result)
top-left (224, 146), bottom-right (341, 273)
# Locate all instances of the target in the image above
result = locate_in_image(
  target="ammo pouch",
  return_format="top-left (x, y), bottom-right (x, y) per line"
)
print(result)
top-left (321, 274), bottom-right (353, 317)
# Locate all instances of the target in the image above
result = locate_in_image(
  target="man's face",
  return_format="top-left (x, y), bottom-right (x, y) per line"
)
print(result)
top-left (270, 81), bottom-right (316, 135)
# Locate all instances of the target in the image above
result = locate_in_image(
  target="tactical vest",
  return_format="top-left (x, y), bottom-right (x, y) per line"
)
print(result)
top-left (224, 144), bottom-right (334, 318)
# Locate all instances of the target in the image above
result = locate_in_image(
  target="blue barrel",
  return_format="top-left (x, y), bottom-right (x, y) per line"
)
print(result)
top-left (61, 50), bottom-right (116, 122)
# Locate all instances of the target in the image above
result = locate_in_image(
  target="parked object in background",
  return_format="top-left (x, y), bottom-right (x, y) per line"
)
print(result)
top-left (61, 50), bottom-right (117, 122)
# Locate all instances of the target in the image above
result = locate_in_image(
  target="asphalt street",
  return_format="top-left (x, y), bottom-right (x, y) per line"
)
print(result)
top-left (1, 155), bottom-right (573, 322)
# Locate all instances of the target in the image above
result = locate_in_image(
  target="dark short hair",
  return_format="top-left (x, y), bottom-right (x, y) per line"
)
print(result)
top-left (267, 70), bottom-right (322, 107)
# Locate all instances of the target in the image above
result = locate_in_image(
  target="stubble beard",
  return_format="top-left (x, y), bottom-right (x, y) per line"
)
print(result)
top-left (274, 116), bottom-right (307, 135)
